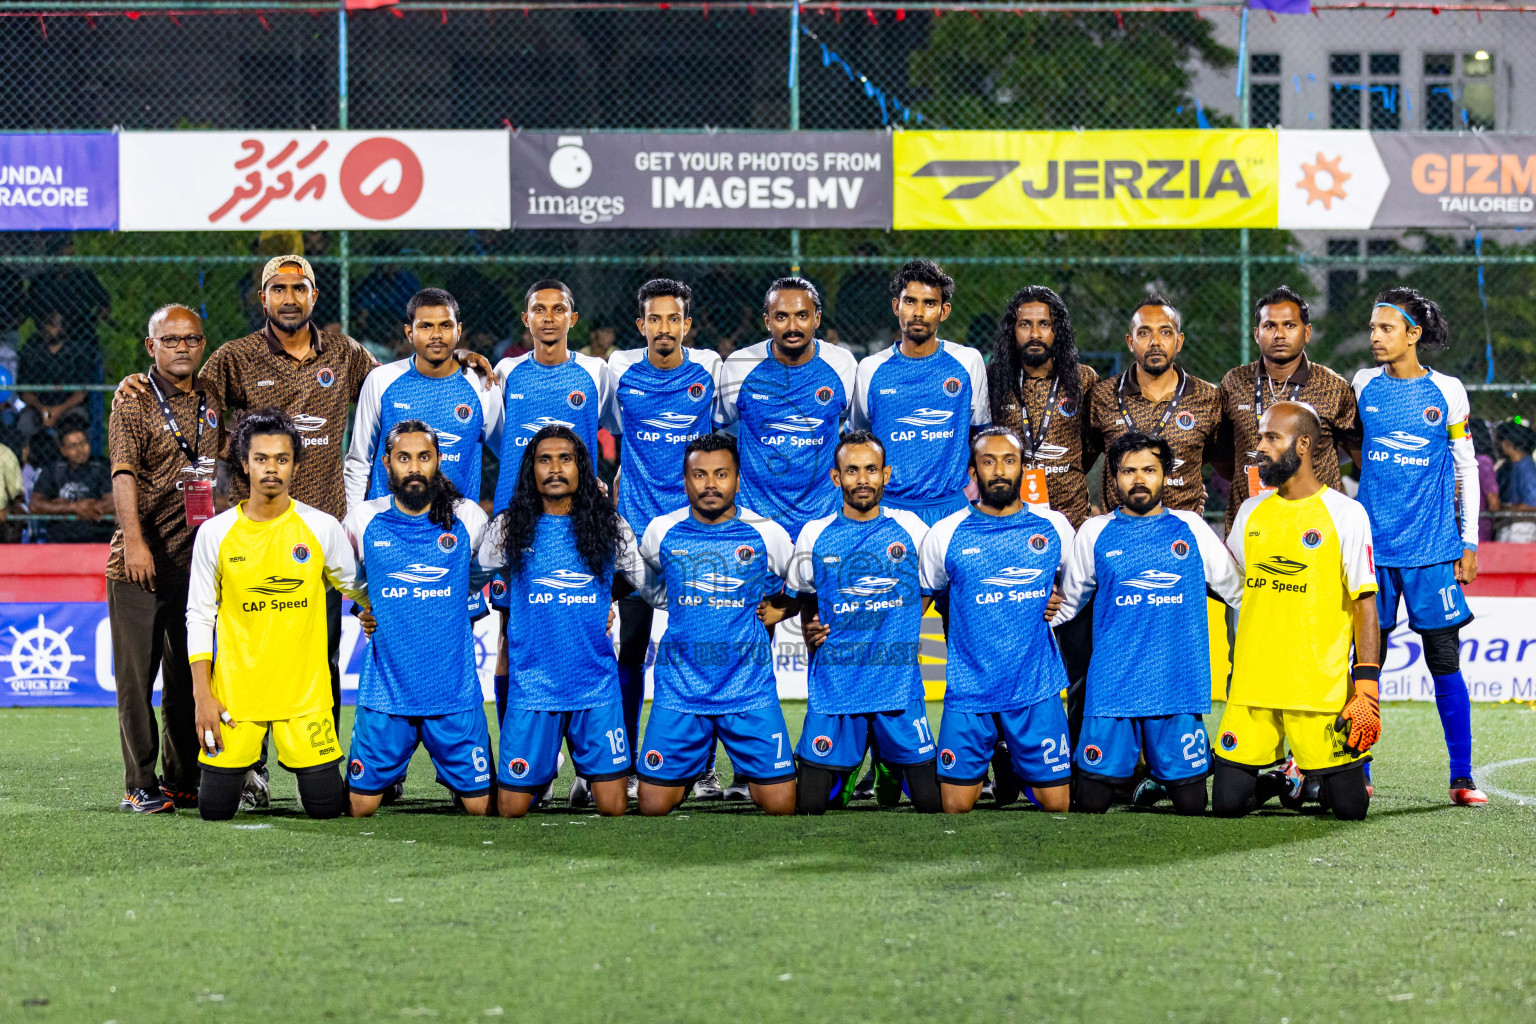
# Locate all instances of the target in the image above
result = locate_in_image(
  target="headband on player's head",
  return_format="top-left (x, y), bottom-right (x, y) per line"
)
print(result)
top-left (1373, 302), bottom-right (1418, 329)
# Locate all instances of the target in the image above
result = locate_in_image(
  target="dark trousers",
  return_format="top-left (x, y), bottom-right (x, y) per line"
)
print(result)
top-left (107, 576), bottom-right (198, 792)
top-left (327, 588), bottom-right (342, 731)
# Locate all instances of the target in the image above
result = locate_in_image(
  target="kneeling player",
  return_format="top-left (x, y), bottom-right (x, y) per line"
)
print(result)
top-left (1055, 432), bottom-right (1243, 815)
top-left (481, 425), bottom-right (637, 818)
top-left (789, 431), bottom-right (940, 814)
top-left (919, 428), bottom-right (1075, 814)
top-left (343, 421), bottom-right (495, 816)
top-left (189, 409), bottom-right (365, 820)
top-left (1213, 402), bottom-right (1380, 821)
top-left (631, 434), bottom-right (798, 816)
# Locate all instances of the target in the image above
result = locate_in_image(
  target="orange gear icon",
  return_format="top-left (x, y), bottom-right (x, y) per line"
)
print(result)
top-left (1297, 152), bottom-right (1351, 209)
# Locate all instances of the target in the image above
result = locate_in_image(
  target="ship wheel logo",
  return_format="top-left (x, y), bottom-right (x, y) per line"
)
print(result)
top-left (1297, 152), bottom-right (1350, 210)
top-left (3, 615), bottom-right (87, 689)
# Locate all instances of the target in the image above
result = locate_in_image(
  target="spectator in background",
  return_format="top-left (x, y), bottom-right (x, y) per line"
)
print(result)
top-left (0, 436), bottom-right (23, 542)
top-left (0, 264), bottom-right (23, 406)
top-left (1496, 421), bottom-right (1536, 543)
top-left (1469, 418), bottom-right (1500, 544)
top-left (17, 308), bottom-right (93, 441)
top-left (27, 236), bottom-right (110, 354)
top-left (29, 425), bottom-right (114, 542)
top-left (497, 328), bottom-right (532, 362)
top-left (581, 324), bottom-right (616, 361)
top-left (445, 265), bottom-right (517, 345)
top-left (301, 231), bottom-right (341, 333)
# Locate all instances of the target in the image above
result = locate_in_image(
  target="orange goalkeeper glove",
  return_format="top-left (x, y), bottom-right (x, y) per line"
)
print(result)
top-left (1336, 665), bottom-right (1381, 757)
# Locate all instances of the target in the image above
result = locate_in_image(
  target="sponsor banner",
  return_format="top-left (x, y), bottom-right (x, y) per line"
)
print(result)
top-left (0, 133), bottom-right (118, 230)
top-left (1381, 597), bottom-right (1536, 702)
top-left (893, 130), bottom-right (1279, 230)
top-left (119, 131), bottom-right (510, 231)
top-left (508, 132), bottom-right (890, 228)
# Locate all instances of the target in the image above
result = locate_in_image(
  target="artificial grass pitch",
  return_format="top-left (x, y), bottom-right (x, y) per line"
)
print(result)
top-left (2, 703), bottom-right (1535, 1023)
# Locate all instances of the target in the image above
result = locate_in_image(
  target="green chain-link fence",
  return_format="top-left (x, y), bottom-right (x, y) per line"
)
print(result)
top-left (1, 1), bottom-right (1534, 534)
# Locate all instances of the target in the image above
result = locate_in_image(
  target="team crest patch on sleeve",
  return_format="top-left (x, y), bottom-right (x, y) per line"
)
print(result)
top-left (814, 385), bottom-right (834, 405)
top-left (316, 367), bottom-right (335, 388)
top-left (886, 541), bottom-right (907, 562)
top-left (1058, 397), bottom-right (1077, 417)
top-left (507, 757), bottom-right (530, 779)
top-left (1174, 410), bottom-right (1197, 431)
top-left (204, 408), bottom-right (219, 429)
top-left (454, 403), bottom-right (473, 423)
top-left (1170, 539), bottom-right (1190, 559)
top-left (291, 543), bottom-right (311, 564)
top-left (567, 390), bottom-right (587, 410)
top-left (942, 376), bottom-right (962, 397)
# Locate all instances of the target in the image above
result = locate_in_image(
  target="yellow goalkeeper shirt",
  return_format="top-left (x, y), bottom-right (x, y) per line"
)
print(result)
top-left (187, 499), bottom-right (362, 721)
top-left (1226, 486), bottom-right (1378, 712)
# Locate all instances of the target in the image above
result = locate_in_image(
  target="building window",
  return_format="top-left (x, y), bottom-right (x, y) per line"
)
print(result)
top-left (1329, 53), bottom-right (1362, 129)
top-left (1424, 51), bottom-right (1495, 130)
top-left (1330, 52), bottom-right (1402, 131)
top-left (1368, 53), bottom-right (1401, 130)
top-left (1249, 52), bottom-right (1281, 127)
top-left (1327, 239), bottom-right (1360, 313)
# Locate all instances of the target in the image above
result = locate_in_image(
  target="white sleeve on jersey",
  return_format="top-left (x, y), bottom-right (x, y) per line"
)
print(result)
top-left (340, 496), bottom-right (392, 595)
top-left (948, 342), bottom-right (992, 427)
top-left (476, 369), bottom-right (503, 451)
top-left (849, 353), bottom-right (878, 432)
top-left (606, 349), bottom-right (647, 431)
top-left (919, 508), bottom-right (967, 594)
top-left (744, 512), bottom-right (795, 594)
top-left (1054, 513), bottom-right (1110, 625)
top-left (1432, 372), bottom-right (1481, 551)
top-left (186, 508), bottom-right (237, 662)
top-left (484, 356), bottom-right (521, 453)
top-left (343, 358), bottom-right (407, 510)
top-left (822, 342), bottom-right (861, 428)
top-left (633, 509), bottom-right (686, 608)
top-left (1320, 489), bottom-right (1379, 599)
top-left (787, 514), bottom-right (835, 596)
top-left (1227, 493), bottom-right (1265, 571)
top-left (297, 503), bottom-right (366, 606)
top-left (1170, 509), bottom-right (1244, 610)
top-left (714, 343), bottom-right (768, 430)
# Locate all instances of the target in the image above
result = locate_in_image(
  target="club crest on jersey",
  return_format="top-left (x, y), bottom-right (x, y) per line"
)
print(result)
top-left (1058, 397), bottom-right (1078, 417)
top-left (490, 579), bottom-right (508, 600)
top-left (1422, 405), bottom-right (1443, 427)
top-left (203, 409), bottom-right (218, 429)
top-left (1170, 539), bottom-right (1190, 560)
top-left (438, 533), bottom-right (458, 554)
top-left (939, 749), bottom-right (956, 769)
top-left (1174, 410), bottom-right (1197, 431)
top-left (886, 541), bottom-right (907, 562)
top-left (812, 735), bottom-right (833, 755)
top-left (567, 390), bottom-right (587, 410)
top-left (814, 385), bottom-right (834, 405)
top-left (316, 367), bottom-right (335, 388)
top-left (644, 750), bottom-right (664, 770)
top-left (507, 757), bottom-right (530, 779)
top-left (1028, 533), bottom-right (1049, 553)
top-left (453, 403), bottom-right (473, 424)
top-left (942, 376), bottom-right (962, 398)
top-left (735, 545), bottom-right (756, 565)
top-left (1219, 731), bottom-right (1237, 751)
top-left (348, 758), bottom-right (365, 780)
top-left (1302, 529), bottom-right (1323, 549)
top-left (1082, 744), bottom-right (1103, 765)
top-left (686, 382), bottom-right (707, 402)
top-left (291, 543), bottom-right (311, 564)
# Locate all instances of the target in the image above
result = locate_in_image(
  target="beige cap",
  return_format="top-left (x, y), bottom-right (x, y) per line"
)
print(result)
top-left (261, 254), bottom-right (316, 289)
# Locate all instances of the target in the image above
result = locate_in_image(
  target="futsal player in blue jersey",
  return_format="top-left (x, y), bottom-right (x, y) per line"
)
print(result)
top-left (1352, 287), bottom-right (1486, 806)
top-left (787, 430), bottom-right (940, 814)
top-left (488, 280), bottom-right (617, 514)
top-left (342, 421), bottom-right (495, 816)
top-left (716, 277), bottom-right (858, 540)
top-left (920, 427), bottom-right (1075, 814)
top-left (479, 424), bottom-right (638, 818)
top-left (850, 259), bottom-right (990, 528)
top-left (344, 289), bottom-right (501, 508)
top-left (630, 433), bottom-right (798, 817)
top-left (1055, 432), bottom-right (1244, 815)
top-left (608, 279), bottom-right (724, 797)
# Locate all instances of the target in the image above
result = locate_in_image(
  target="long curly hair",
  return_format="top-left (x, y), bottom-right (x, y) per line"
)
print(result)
top-left (986, 285), bottom-right (1083, 422)
top-left (496, 424), bottom-right (620, 579)
top-left (1374, 286), bottom-right (1450, 351)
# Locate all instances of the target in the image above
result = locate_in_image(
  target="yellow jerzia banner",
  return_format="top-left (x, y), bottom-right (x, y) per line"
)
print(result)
top-left (893, 130), bottom-right (1280, 230)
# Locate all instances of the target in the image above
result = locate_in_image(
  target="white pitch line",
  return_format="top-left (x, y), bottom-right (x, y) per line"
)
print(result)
top-left (1472, 758), bottom-right (1536, 806)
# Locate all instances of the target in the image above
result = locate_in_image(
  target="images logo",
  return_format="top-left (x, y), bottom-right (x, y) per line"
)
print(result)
top-left (386, 564), bottom-right (450, 584)
top-left (837, 576), bottom-right (899, 596)
top-left (533, 569), bottom-right (596, 590)
top-left (980, 566), bottom-right (1043, 587)
top-left (1120, 569), bottom-right (1182, 591)
top-left (548, 135), bottom-right (593, 189)
top-left (894, 408), bottom-right (955, 428)
top-left (250, 575), bottom-right (305, 594)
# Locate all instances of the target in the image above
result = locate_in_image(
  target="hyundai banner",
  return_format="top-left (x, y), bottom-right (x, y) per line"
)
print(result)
top-left (118, 131), bottom-right (511, 231)
top-left (507, 132), bottom-right (891, 228)
top-left (0, 133), bottom-right (118, 231)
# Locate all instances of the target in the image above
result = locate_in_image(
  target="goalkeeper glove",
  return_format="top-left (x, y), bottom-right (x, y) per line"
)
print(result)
top-left (1336, 664), bottom-right (1381, 757)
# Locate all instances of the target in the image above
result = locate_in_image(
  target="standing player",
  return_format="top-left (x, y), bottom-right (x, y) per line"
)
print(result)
top-left (345, 288), bottom-right (501, 508)
top-left (788, 430), bottom-right (939, 814)
top-left (1213, 402), bottom-right (1379, 821)
top-left (342, 422), bottom-right (494, 816)
top-left (188, 409), bottom-right (364, 821)
top-left (1351, 288), bottom-right (1484, 805)
top-left (1055, 432), bottom-right (1244, 815)
top-left (609, 279), bottom-right (723, 798)
top-left (919, 428), bottom-right (1075, 814)
top-left (850, 259), bottom-right (989, 527)
top-left (630, 434), bottom-right (797, 817)
top-left (715, 277), bottom-right (858, 540)
top-left (986, 286), bottom-right (1100, 529)
top-left (481, 425), bottom-right (636, 818)
top-left (489, 280), bottom-right (617, 514)
top-left (1218, 285), bottom-right (1360, 534)
top-left (1087, 296), bottom-right (1222, 513)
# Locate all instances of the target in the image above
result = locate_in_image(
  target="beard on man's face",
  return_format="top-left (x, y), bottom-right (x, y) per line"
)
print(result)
top-left (980, 475), bottom-right (1021, 509)
top-left (1256, 440), bottom-right (1302, 488)
top-left (1121, 479), bottom-right (1162, 513)
top-left (390, 469), bottom-right (440, 511)
top-left (1019, 340), bottom-right (1053, 368)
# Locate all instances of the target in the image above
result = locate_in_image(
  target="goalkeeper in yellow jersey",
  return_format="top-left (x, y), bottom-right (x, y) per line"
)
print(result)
top-left (187, 408), bottom-right (366, 820)
top-left (1213, 401), bottom-right (1380, 821)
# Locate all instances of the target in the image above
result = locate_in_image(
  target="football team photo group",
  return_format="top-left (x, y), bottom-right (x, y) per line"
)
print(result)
top-left (105, 254), bottom-right (1488, 826)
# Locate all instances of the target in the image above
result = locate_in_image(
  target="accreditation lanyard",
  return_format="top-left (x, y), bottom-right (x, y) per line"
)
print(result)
top-left (147, 373), bottom-right (214, 526)
top-left (1252, 361), bottom-right (1304, 419)
top-left (1015, 372), bottom-right (1061, 466)
top-left (1115, 366), bottom-right (1187, 439)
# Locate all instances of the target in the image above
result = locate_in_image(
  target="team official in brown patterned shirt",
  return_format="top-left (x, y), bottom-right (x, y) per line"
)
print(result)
top-left (107, 305), bottom-right (223, 813)
top-left (1087, 295), bottom-right (1223, 514)
top-left (986, 285), bottom-right (1101, 528)
top-left (1217, 285), bottom-right (1361, 534)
